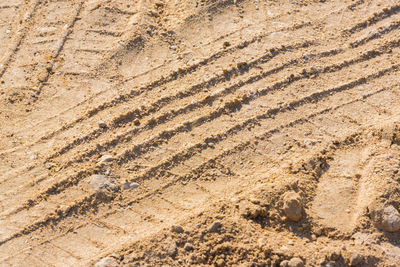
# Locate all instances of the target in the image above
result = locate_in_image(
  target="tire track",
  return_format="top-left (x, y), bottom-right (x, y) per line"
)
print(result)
top-left (1, 77), bottom-right (395, 248)
top-left (0, 0), bottom-right (42, 79)
top-left (350, 20), bottom-right (400, 48)
top-left (7, 51), bottom-right (400, 220)
top-left (45, 23), bottom-right (400, 165)
top-left (45, 40), bottom-right (315, 162)
top-left (0, 0), bottom-right (374, 156)
top-left (111, 104), bottom-right (400, 264)
top-left (121, 88), bottom-right (396, 210)
top-left (34, 2), bottom-right (84, 95)
top-left (123, 65), bottom-right (399, 184)
top-left (51, 38), bottom-right (400, 172)
top-left (345, 3), bottom-right (400, 34)
top-left (2, 0), bottom-right (400, 264)
top-left (3, 30), bottom-right (398, 199)
top-left (2, 29), bottom-right (399, 222)
top-left (0, 36), bottom-right (315, 186)
top-left (8, 90), bottom-right (400, 265)
top-left (36, 22), bottom-right (310, 142)
top-left (22, 0), bottom-right (363, 143)
top-left (19, 0), bottom-right (390, 149)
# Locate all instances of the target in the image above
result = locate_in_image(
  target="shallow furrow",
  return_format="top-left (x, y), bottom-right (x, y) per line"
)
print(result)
top-left (1, 78), bottom-right (395, 249)
top-left (7, 54), bottom-right (399, 222)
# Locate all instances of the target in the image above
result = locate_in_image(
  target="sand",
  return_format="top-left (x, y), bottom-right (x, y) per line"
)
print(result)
top-left (0, 0), bottom-right (400, 266)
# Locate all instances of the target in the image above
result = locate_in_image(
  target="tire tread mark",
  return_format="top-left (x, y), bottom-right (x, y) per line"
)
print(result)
top-left (17, 58), bottom-right (400, 218)
top-left (50, 38), bottom-right (400, 170)
top-left (127, 65), bottom-right (399, 184)
top-left (0, 83), bottom-right (393, 247)
top-left (350, 20), bottom-right (400, 48)
top-left (34, 2), bottom-right (83, 95)
top-left (345, 4), bottom-right (400, 34)
top-left (45, 40), bottom-right (315, 162)
top-left (34, 21), bottom-right (311, 143)
top-left (46, 23), bottom-right (400, 164)
top-left (0, 0), bottom-right (42, 79)
top-left (4, 0), bottom-right (375, 150)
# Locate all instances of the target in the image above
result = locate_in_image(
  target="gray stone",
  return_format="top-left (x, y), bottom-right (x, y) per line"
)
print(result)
top-left (280, 260), bottom-right (289, 267)
top-left (89, 175), bottom-right (120, 192)
top-left (123, 180), bottom-right (131, 190)
top-left (288, 257), bottom-right (304, 267)
top-left (130, 182), bottom-right (140, 189)
top-left (122, 181), bottom-right (139, 190)
top-left (208, 221), bottom-right (222, 233)
top-left (171, 225), bottom-right (184, 234)
top-left (95, 256), bottom-right (119, 267)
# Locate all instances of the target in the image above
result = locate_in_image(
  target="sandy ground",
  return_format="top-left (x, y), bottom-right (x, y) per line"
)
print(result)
top-left (0, 0), bottom-right (400, 266)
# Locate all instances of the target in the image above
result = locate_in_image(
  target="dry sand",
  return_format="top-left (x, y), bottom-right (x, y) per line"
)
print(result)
top-left (0, 0), bottom-right (400, 266)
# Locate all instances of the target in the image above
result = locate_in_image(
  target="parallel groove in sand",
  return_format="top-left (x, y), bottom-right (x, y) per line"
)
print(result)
top-left (1, 1), bottom-right (400, 264)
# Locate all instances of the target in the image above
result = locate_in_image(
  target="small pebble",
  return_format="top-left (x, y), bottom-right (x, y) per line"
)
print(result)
top-left (98, 121), bottom-right (107, 128)
top-left (123, 180), bottom-right (131, 190)
top-left (89, 174), bottom-right (119, 192)
top-left (164, 239), bottom-right (177, 257)
top-left (208, 221), bottom-right (222, 233)
top-left (44, 162), bottom-right (56, 169)
top-left (98, 154), bottom-right (114, 164)
top-left (283, 192), bottom-right (303, 222)
top-left (122, 181), bottom-right (139, 190)
top-left (288, 257), bottom-right (304, 267)
top-left (171, 225), bottom-right (184, 234)
top-left (350, 252), bottom-right (364, 266)
top-left (314, 228), bottom-right (322, 236)
top-left (184, 242), bottom-right (194, 251)
top-left (372, 205), bottom-right (400, 232)
top-left (130, 182), bottom-right (140, 189)
top-left (95, 257), bottom-right (119, 267)
top-left (280, 260), bottom-right (289, 267)
top-left (215, 258), bottom-right (225, 267)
